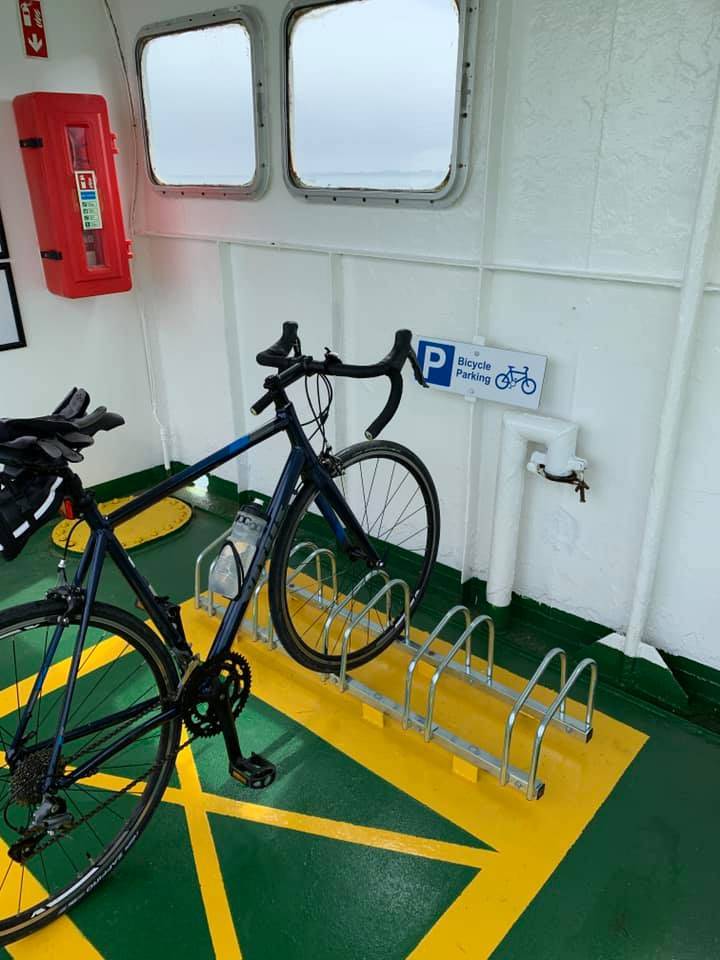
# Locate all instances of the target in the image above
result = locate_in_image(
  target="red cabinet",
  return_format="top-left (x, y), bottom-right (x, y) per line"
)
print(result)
top-left (13, 92), bottom-right (132, 298)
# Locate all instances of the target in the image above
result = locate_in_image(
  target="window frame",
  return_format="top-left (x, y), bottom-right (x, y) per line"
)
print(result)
top-left (135, 7), bottom-right (269, 200)
top-left (281, 0), bottom-right (477, 208)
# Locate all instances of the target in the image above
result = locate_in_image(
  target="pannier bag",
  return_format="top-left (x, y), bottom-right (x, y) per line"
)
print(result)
top-left (0, 468), bottom-right (64, 562)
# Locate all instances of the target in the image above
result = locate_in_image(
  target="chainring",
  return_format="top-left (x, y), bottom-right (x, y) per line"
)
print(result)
top-left (182, 652), bottom-right (252, 739)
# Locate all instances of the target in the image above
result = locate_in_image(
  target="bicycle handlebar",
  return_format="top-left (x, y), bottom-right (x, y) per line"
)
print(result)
top-left (251, 323), bottom-right (427, 439)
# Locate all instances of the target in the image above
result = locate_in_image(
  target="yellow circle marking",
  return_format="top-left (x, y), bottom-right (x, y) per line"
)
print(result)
top-left (52, 495), bottom-right (192, 553)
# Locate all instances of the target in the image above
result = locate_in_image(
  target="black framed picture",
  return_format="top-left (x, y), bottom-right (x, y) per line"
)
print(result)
top-left (0, 210), bottom-right (8, 261)
top-left (0, 264), bottom-right (26, 352)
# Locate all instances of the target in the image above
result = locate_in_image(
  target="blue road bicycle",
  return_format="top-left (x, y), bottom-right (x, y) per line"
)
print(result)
top-left (0, 323), bottom-right (439, 941)
top-left (495, 365), bottom-right (537, 396)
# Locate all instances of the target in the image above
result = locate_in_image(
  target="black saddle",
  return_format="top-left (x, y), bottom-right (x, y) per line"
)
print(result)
top-left (0, 388), bottom-right (124, 470)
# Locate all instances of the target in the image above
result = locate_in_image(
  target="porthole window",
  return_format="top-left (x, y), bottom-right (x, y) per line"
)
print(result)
top-left (136, 8), bottom-right (268, 199)
top-left (284, 0), bottom-right (474, 206)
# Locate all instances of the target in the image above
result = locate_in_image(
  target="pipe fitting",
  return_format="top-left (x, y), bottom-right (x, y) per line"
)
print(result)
top-left (486, 412), bottom-right (588, 610)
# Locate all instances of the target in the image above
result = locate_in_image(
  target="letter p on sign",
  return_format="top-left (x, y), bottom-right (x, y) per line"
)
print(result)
top-left (417, 339), bottom-right (455, 388)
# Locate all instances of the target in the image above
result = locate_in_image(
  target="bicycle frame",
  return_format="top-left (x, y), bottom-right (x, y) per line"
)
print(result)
top-left (8, 401), bottom-right (380, 793)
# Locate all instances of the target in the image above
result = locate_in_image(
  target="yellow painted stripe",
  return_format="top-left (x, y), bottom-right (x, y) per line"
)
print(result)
top-left (84, 770), bottom-right (488, 869)
top-left (201, 792), bottom-right (490, 869)
top-left (0, 633), bottom-right (132, 722)
top-left (179, 601), bottom-right (649, 960)
top-left (0, 758), bottom-right (101, 954)
top-left (175, 746), bottom-right (243, 960)
top-left (0, 836), bottom-right (104, 960)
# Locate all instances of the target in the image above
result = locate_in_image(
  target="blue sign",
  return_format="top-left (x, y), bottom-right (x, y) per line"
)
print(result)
top-left (415, 336), bottom-right (547, 410)
top-left (417, 340), bottom-right (456, 388)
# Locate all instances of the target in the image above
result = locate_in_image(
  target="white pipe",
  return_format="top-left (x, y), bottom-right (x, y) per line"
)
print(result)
top-left (102, 0), bottom-right (172, 472)
top-left (486, 412), bottom-right (585, 609)
top-left (139, 302), bottom-right (172, 473)
top-left (624, 68), bottom-right (720, 660)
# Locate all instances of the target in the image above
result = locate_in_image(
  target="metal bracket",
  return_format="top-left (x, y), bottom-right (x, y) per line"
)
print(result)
top-left (193, 535), bottom-right (598, 801)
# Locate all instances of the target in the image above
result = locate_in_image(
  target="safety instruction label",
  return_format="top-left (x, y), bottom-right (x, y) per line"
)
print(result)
top-left (416, 335), bottom-right (547, 410)
top-left (74, 170), bottom-right (103, 230)
top-left (18, 1), bottom-right (48, 59)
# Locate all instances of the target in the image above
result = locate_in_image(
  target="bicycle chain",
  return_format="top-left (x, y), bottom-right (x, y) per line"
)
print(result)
top-left (10, 698), bottom-right (182, 862)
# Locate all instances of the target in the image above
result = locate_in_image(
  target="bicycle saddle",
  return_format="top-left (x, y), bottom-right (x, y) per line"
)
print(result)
top-left (0, 388), bottom-right (124, 469)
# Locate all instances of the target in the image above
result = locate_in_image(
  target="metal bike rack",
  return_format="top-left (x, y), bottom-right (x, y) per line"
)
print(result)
top-left (196, 538), bottom-right (338, 646)
top-left (525, 657), bottom-right (598, 800)
top-left (321, 569), bottom-right (390, 657)
top-left (336, 578), bottom-right (411, 689)
top-left (194, 536), bottom-right (598, 800)
top-left (195, 525), bottom-right (233, 614)
top-left (250, 543), bottom-right (339, 648)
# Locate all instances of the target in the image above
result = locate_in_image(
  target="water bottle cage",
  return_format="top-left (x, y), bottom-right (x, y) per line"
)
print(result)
top-left (220, 539), bottom-right (246, 600)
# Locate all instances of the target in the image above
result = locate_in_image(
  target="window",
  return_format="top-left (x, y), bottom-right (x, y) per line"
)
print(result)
top-left (284, 0), bottom-right (472, 204)
top-left (136, 9), bottom-right (267, 198)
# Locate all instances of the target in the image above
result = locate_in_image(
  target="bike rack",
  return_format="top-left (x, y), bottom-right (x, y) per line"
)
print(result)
top-left (321, 569), bottom-right (391, 657)
top-left (196, 539), bottom-right (338, 646)
top-left (195, 525), bottom-right (233, 614)
top-left (193, 536), bottom-right (598, 799)
top-left (336, 578), bottom-right (411, 690)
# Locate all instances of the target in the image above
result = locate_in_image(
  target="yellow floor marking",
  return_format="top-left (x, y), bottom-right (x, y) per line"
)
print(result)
top-left (0, 633), bottom-right (132, 721)
top-left (52, 496), bottom-right (191, 553)
top-left (198, 793), bottom-right (490, 869)
top-left (175, 745), bottom-right (243, 960)
top-left (0, 823), bottom-right (103, 959)
top-left (0, 594), bottom-right (648, 959)
top-left (182, 599), bottom-right (648, 960)
top-left (84, 770), bottom-right (489, 869)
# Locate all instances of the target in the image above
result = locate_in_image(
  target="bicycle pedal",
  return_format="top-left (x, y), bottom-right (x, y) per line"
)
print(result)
top-left (229, 753), bottom-right (276, 789)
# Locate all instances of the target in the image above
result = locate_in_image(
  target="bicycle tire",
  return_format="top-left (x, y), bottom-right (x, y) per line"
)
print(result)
top-left (495, 373), bottom-right (510, 390)
top-left (0, 600), bottom-right (180, 944)
top-left (269, 440), bottom-right (440, 672)
top-left (521, 377), bottom-right (537, 395)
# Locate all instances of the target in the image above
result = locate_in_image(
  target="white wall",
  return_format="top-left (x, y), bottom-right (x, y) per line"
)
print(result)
top-left (0, 0), bottom-right (160, 487)
top-left (109, 0), bottom-right (720, 670)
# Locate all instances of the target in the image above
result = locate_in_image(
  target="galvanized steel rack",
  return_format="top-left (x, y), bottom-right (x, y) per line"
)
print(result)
top-left (195, 541), bottom-right (597, 800)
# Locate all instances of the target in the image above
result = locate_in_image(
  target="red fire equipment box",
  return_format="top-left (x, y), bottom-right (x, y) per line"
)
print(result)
top-left (13, 92), bottom-right (132, 298)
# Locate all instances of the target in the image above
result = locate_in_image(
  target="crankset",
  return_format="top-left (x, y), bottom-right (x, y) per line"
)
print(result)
top-left (181, 652), bottom-right (276, 789)
top-left (181, 651), bottom-right (252, 739)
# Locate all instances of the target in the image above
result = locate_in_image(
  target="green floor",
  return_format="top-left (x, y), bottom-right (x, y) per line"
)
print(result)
top-left (0, 492), bottom-right (718, 958)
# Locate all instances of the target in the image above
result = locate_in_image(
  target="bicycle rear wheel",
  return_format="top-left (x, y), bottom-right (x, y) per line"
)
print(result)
top-left (0, 600), bottom-right (180, 944)
top-left (269, 440), bottom-right (440, 672)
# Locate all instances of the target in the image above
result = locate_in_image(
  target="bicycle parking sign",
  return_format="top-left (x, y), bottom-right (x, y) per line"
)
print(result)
top-left (416, 336), bottom-right (547, 410)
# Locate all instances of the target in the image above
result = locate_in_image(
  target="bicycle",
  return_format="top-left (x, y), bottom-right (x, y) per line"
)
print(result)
top-left (0, 323), bottom-right (439, 942)
top-left (494, 364), bottom-right (537, 395)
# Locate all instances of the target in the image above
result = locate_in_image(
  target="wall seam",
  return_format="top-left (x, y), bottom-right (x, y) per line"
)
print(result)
top-left (585, 0), bottom-right (620, 269)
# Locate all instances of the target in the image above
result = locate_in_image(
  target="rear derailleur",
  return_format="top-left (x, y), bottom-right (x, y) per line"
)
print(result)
top-left (6, 749), bottom-right (74, 863)
top-left (180, 653), bottom-right (276, 789)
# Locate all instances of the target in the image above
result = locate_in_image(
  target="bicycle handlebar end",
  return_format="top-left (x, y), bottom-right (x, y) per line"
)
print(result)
top-left (364, 369), bottom-right (403, 440)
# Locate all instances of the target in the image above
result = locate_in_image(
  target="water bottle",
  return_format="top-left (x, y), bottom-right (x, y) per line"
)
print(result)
top-left (209, 500), bottom-right (267, 600)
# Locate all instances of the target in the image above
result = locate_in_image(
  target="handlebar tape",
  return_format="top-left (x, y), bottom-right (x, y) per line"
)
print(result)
top-left (365, 369), bottom-right (403, 440)
top-left (252, 325), bottom-right (416, 437)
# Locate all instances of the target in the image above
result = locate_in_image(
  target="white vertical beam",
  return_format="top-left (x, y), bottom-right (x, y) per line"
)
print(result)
top-left (329, 252), bottom-right (350, 453)
top-left (624, 67), bottom-right (720, 657)
top-left (218, 241), bottom-right (250, 493)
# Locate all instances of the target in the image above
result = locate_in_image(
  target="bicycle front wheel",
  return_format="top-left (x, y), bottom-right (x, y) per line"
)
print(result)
top-left (0, 600), bottom-right (180, 944)
top-left (269, 440), bottom-right (440, 672)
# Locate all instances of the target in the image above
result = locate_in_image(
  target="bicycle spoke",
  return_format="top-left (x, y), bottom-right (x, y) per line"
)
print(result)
top-left (0, 608), bottom-right (178, 930)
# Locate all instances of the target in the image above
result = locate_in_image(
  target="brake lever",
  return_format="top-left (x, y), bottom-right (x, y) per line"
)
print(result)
top-left (408, 347), bottom-right (428, 388)
top-left (323, 347), bottom-right (343, 365)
